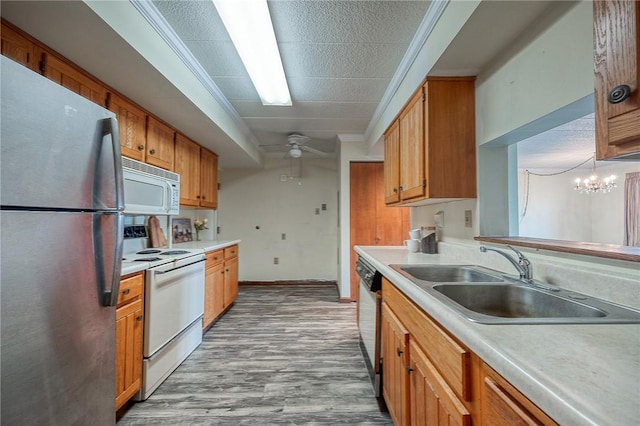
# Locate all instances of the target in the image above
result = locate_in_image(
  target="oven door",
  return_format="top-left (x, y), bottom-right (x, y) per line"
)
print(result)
top-left (358, 279), bottom-right (382, 397)
top-left (144, 257), bottom-right (205, 357)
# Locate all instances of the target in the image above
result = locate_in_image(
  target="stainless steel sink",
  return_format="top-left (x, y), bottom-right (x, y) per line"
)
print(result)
top-left (396, 265), bottom-right (504, 283)
top-left (389, 264), bottom-right (640, 324)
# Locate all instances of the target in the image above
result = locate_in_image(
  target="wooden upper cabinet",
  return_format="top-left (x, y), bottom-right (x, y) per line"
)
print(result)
top-left (399, 87), bottom-right (425, 202)
top-left (384, 120), bottom-right (401, 204)
top-left (1, 21), bottom-right (36, 71)
top-left (174, 133), bottom-right (202, 207)
top-left (383, 77), bottom-right (476, 206)
top-left (200, 148), bottom-right (219, 209)
top-left (107, 93), bottom-right (147, 162)
top-left (146, 116), bottom-right (175, 171)
top-left (36, 48), bottom-right (107, 106)
top-left (423, 77), bottom-right (476, 199)
top-left (594, 0), bottom-right (640, 159)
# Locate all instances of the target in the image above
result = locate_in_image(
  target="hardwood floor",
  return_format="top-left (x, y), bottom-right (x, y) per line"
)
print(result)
top-left (117, 284), bottom-right (392, 425)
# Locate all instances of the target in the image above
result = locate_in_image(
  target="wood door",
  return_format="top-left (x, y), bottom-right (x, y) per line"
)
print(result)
top-left (382, 303), bottom-right (410, 426)
top-left (223, 256), bottom-right (239, 308)
top-left (399, 88), bottom-right (425, 201)
top-left (213, 262), bottom-right (225, 318)
top-left (108, 92), bottom-right (147, 162)
top-left (200, 148), bottom-right (219, 209)
top-left (409, 340), bottom-right (471, 426)
top-left (204, 260), bottom-right (224, 330)
top-left (174, 133), bottom-right (201, 207)
top-left (1, 22), bottom-right (36, 71)
top-left (594, 0), bottom-right (640, 159)
top-left (115, 299), bottom-right (143, 410)
top-left (146, 116), bottom-right (175, 171)
top-left (36, 48), bottom-right (106, 106)
top-left (350, 162), bottom-right (409, 301)
top-left (384, 120), bottom-right (401, 204)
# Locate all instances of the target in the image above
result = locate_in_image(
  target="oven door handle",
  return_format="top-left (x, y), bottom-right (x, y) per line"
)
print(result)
top-left (152, 258), bottom-right (205, 275)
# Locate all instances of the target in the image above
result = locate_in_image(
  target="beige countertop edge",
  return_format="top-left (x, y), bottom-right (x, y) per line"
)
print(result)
top-left (120, 240), bottom-right (241, 276)
top-left (355, 245), bottom-right (640, 426)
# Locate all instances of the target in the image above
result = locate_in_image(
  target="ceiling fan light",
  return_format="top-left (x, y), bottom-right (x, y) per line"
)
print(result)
top-left (289, 147), bottom-right (302, 158)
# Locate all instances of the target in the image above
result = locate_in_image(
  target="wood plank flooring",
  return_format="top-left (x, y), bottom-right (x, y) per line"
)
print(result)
top-left (117, 284), bottom-right (392, 425)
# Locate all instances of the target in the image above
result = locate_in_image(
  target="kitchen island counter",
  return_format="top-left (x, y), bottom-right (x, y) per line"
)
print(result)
top-left (355, 245), bottom-right (640, 426)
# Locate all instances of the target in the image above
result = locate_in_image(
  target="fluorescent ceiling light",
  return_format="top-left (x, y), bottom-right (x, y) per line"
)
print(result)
top-left (213, 0), bottom-right (292, 106)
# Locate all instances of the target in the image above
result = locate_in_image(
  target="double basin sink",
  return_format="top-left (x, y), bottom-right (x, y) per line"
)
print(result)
top-left (391, 264), bottom-right (640, 324)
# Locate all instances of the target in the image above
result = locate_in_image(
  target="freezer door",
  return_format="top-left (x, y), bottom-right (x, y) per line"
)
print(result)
top-left (0, 210), bottom-right (121, 425)
top-left (0, 57), bottom-right (123, 211)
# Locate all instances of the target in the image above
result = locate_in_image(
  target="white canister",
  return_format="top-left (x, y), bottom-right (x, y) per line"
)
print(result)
top-left (404, 239), bottom-right (421, 252)
top-left (409, 229), bottom-right (422, 240)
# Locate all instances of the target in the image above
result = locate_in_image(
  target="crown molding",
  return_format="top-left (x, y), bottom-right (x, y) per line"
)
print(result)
top-left (364, 0), bottom-right (449, 144)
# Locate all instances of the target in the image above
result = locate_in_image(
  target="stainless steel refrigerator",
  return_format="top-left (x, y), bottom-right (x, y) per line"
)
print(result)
top-left (1, 57), bottom-right (124, 425)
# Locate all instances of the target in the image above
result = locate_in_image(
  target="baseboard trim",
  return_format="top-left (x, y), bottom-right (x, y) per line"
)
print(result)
top-left (240, 280), bottom-right (337, 286)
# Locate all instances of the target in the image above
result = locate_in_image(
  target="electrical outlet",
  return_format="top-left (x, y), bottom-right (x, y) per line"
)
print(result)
top-left (315, 208), bottom-right (320, 215)
top-left (464, 210), bottom-right (472, 228)
top-left (281, 233), bottom-right (286, 240)
top-left (274, 257), bottom-right (279, 265)
top-left (280, 174), bottom-right (288, 182)
top-left (321, 203), bottom-right (327, 211)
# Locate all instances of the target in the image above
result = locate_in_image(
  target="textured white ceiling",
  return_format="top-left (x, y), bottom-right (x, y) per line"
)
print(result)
top-left (151, 0), bottom-right (431, 155)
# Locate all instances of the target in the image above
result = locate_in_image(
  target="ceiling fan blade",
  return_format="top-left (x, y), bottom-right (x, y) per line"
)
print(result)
top-left (301, 145), bottom-right (330, 157)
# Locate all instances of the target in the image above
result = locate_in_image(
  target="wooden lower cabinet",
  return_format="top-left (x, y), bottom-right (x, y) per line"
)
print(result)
top-left (381, 277), bottom-right (556, 426)
top-left (115, 273), bottom-right (144, 410)
top-left (382, 303), bottom-right (410, 426)
top-left (203, 245), bottom-right (239, 331)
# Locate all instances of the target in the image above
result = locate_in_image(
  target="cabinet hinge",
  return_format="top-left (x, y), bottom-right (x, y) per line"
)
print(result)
top-left (105, 92), bottom-right (111, 109)
top-left (216, 226), bottom-right (221, 234)
top-left (423, 179), bottom-right (426, 188)
top-left (218, 183), bottom-right (221, 190)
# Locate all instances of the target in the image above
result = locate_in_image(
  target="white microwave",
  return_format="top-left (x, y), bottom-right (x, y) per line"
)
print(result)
top-left (122, 157), bottom-right (180, 215)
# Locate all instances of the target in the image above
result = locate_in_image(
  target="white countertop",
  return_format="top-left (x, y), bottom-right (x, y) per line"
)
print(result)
top-left (355, 246), bottom-right (640, 426)
top-left (120, 239), bottom-right (240, 276)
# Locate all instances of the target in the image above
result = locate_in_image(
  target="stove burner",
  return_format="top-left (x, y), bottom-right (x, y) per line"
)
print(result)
top-left (137, 249), bottom-right (162, 254)
top-left (160, 250), bottom-right (190, 255)
top-left (135, 257), bottom-right (163, 262)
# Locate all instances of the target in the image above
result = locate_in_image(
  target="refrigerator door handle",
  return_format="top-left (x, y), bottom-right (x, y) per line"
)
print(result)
top-left (95, 212), bottom-right (124, 307)
top-left (103, 117), bottom-right (125, 211)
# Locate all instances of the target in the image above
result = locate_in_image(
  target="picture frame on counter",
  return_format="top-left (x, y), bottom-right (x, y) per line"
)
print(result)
top-left (171, 218), bottom-right (192, 243)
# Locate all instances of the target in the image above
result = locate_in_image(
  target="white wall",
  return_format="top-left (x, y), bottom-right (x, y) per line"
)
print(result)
top-left (218, 158), bottom-right (339, 281)
top-left (517, 164), bottom-right (640, 244)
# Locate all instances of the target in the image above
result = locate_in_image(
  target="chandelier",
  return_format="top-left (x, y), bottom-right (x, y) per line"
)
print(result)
top-left (573, 155), bottom-right (617, 194)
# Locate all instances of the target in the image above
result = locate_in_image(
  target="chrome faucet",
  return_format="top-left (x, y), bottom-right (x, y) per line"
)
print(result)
top-left (480, 245), bottom-right (533, 281)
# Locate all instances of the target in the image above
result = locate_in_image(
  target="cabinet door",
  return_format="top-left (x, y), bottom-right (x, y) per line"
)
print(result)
top-left (594, 0), bottom-right (640, 159)
top-left (382, 303), bottom-right (410, 426)
top-left (174, 133), bottom-right (201, 207)
top-left (399, 88), bottom-right (425, 201)
top-left (409, 340), bottom-right (471, 426)
top-left (146, 116), bottom-right (175, 170)
top-left (481, 363), bottom-right (557, 426)
top-left (384, 120), bottom-right (401, 204)
top-left (204, 261), bottom-right (224, 330)
top-left (108, 93), bottom-right (147, 162)
top-left (223, 256), bottom-right (239, 308)
top-left (36, 48), bottom-right (106, 106)
top-left (115, 299), bottom-right (143, 410)
top-left (1, 23), bottom-right (36, 71)
top-left (200, 148), bottom-right (219, 209)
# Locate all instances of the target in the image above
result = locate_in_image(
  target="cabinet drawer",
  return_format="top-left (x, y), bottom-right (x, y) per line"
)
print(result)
top-left (382, 278), bottom-right (471, 401)
top-left (224, 245), bottom-right (238, 260)
top-left (118, 273), bottom-right (143, 306)
top-left (206, 249), bottom-right (224, 267)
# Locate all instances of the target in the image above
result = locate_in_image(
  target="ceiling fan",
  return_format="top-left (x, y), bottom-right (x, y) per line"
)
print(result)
top-left (259, 133), bottom-right (330, 158)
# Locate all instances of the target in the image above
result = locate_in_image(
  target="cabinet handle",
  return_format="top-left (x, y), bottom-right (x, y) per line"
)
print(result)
top-left (399, 185), bottom-right (404, 191)
top-left (137, 144), bottom-right (144, 151)
top-left (196, 195), bottom-right (201, 199)
top-left (122, 288), bottom-right (130, 295)
top-left (149, 148), bottom-right (156, 155)
top-left (396, 348), bottom-right (403, 356)
top-left (608, 84), bottom-right (632, 104)
top-left (202, 196), bottom-right (206, 200)
top-left (136, 315), bottom-right (143, 321)
top-left (393, 187), bottom-right (398, 193)
top-left (406, 365), bottom-right (413, 374)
